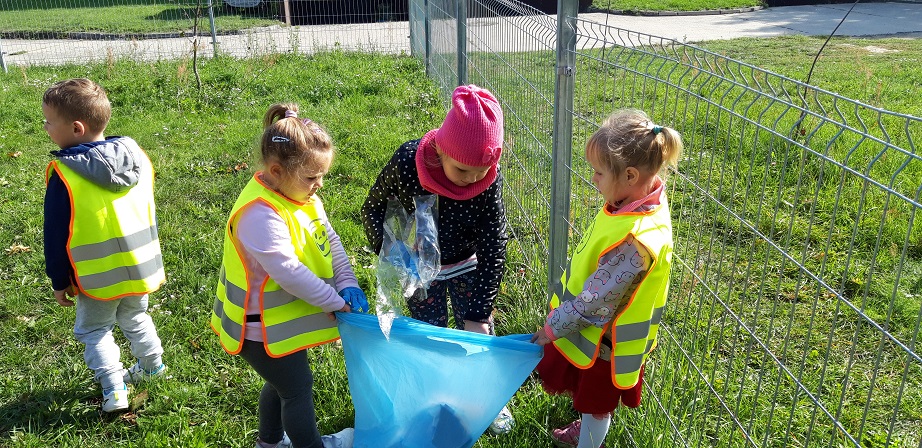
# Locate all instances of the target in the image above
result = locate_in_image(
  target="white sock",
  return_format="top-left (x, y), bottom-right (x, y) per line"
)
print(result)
top-left (577, 413), bottom-right (611, 448)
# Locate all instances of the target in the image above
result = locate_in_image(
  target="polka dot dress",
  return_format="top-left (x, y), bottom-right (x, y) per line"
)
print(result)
top-left (361, 139), bottom-right (509, 325)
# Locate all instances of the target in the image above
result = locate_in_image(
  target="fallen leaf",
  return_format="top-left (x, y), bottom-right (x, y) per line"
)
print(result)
top-left (5, 244), bottom-right (31, 254)
top-left (8, 151), bottom-right (22, 158)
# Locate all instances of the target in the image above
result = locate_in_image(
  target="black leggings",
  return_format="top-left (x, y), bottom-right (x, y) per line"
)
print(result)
top-left (408, 270), bottom-right (494, 333)
top-left (239, 340), bottom-right (322, 448)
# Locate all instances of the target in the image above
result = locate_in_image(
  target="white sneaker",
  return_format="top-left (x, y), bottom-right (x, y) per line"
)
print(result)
top-left (102, 385), bottom-right (129, 413)
top-left (123, 362), bottom-right (167, 384)
top-left (321, 428), bottom-right (354, 448)
top-left (488, 406), bottom-right (514, 435)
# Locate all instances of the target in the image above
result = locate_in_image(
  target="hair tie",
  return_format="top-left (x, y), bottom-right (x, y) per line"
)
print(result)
top-left (284, 110), bottom-right (298, 119)
top-left (652, 125), bottom-right (663, 135)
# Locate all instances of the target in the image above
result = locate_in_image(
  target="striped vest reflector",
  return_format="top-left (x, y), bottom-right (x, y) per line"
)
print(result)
top-left (45, 158), bottom-right (164, 300)
top-left (211, 173), bottom-right (339, 357)
top-left (550, 197), bottom-right (673, 389)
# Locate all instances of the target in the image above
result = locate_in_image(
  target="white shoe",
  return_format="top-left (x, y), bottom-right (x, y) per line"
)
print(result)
top-left (488, 406), bottom-right (514, 435)
top-left (102, 384), bottom-right (129, 413)
top-left (123, 361), bottom-right (167, 384)
top-left (321, 428), bottom-right (354, 448)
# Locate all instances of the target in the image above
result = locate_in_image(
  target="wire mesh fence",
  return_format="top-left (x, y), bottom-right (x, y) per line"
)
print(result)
top-left (409, 0), bottom-right (562, 293)
top-left (0, 0), bottom-right (411, 67)
top-left (570, 23), bottom-right (921, 447)
top-left (416, 0), bottom-right (921, 446)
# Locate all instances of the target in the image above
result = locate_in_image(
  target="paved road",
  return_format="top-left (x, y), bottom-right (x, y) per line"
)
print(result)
top-left (580, 2), bottom-right (922, 42)
top-left (1, 2), bottom-right (920, 68)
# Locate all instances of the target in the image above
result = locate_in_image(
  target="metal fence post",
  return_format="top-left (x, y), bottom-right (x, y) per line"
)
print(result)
top-left (456, 0), bottom-right (468, 86)
top-left (424, 0), bottom-right (431, 77)
top-left (409, 0), bottom-right (417, 57)
top-left (0, 37), bottom-right (7, 73)
top-left (548, 0), bottom-right (578, 298)
top-left (207, 0), bottom-right (218, 54)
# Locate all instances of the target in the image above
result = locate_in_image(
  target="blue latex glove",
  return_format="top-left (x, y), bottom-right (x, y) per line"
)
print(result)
top-left (339, 287), bottom-right (369, 314)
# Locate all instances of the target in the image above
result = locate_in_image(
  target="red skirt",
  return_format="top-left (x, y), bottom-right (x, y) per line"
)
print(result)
top-left (536, 343), bottom-right (644, 415)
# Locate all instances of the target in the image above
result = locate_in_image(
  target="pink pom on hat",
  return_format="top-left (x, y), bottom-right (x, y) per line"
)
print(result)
top-left (433, 84), bottom-right (504, 167)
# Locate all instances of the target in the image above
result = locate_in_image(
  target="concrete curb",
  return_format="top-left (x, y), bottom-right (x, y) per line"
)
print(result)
top-left (0, 27), bottom-right (276, 41)
top-left (588, 5), bottom-right (764, 17)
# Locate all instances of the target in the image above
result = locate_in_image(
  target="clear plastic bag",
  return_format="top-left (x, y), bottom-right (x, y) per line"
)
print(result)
top-left (413, 195), bottom-right (440, 287)
top-left (375, 196), bottom-right (441, 337)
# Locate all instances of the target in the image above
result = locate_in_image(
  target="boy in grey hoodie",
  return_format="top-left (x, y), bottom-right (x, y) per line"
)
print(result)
top-left (42, 78), bottom-right (167, 413)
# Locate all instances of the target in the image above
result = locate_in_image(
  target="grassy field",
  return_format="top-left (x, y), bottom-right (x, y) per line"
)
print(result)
top-left (0, 52), bottom-right (587, 448)
top-left (1, 13), bottom-right (920, 448)
top-left (0, 0), bottom-right (768, 35)
top-left (0, 0), bottom-right (279, 35)
top-left (699, 35), bottom-right (922, 117)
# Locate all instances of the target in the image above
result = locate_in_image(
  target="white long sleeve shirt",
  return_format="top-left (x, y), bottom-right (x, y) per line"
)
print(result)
top-left (236, 201), bottom-right (358, 341)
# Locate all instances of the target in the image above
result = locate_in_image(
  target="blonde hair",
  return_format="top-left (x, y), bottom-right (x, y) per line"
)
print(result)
top-left (260, 103), bottom-right (333, 174)
top-left (586, 109), bottom-right (683, 180)
top-left (42, 78), bottom-right (111, 134)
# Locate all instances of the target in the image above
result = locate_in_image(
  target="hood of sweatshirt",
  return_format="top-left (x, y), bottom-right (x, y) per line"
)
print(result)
top-left (51, 136), bottom-right (144, 193)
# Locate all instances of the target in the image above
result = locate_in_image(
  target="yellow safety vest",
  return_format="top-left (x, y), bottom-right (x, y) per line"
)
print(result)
top-left (45, 159), bottom-right (165, 300)
top-left (211, 173), bottom-right (339, 358)
top-left (550, 198), bottom-right (673, 389)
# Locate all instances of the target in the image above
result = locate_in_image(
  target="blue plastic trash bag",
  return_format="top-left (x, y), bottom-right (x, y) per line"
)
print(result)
top-left (337, 312), bottom-right (543, 448)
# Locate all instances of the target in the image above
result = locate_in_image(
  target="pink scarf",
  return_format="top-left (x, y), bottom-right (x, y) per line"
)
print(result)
top-left (607, 176), bottom-right (665, 215)
top-left (415, 130), bottom-right (498, 201)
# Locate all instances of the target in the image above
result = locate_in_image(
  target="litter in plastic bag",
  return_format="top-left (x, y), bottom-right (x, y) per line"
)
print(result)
top-left (375, 195), bottom-right (440, 337)
top-left (337, 312), bottom-right (543, 448)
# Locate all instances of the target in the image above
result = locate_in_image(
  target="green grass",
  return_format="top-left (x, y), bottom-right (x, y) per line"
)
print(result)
top-left (590, 0), bottom-right (763, 13)
top-left (1, 31), bottom-right (921, 448)
top-left (0, 53), bottom-right (558, 448)
top-left (0, 0), bottom-right (279, 35)
top-left (697, 35), bottom-right (922, 117)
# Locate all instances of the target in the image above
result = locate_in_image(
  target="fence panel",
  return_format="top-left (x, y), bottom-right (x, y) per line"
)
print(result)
top-left (415, 2), bottom-right (922, 446)
top-left (566, 18), bottom-right (921, 448)
top-left (412, 0), bottom-right (561, 306)
top-left (0, 0), bottom-right (410, 67)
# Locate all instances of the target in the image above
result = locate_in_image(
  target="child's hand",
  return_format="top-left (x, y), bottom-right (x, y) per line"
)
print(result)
top-left (531, 326), bottom-right (553, 346)
top-left (339, 287), bottom-right (369, 314)
top-left (54, 285), bottom-right (76, 307)
top-left (328, 302), bottom-right (352, 321)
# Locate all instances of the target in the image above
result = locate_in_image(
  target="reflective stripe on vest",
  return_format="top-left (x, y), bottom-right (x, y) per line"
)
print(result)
top-left (550, 198), bottom-right (673, 389)
top-left (211, 173), bottom-right (339, 357)
top-left (46, 158), bottom-right (165, 300)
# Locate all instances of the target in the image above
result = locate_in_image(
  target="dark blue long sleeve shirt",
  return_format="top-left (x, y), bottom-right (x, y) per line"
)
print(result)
top-left (43, 169), bottom-right (73, 291)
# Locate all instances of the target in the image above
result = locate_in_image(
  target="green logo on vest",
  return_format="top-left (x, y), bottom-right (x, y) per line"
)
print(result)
top-left (311, 218), bottom-right (331, 257)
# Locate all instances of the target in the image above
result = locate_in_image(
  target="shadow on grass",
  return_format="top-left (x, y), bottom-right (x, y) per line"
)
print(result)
top-left (0, 385), bottom-right (133, 437)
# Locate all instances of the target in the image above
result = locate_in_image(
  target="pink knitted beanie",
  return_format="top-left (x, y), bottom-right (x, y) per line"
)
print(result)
top-left (433, 84), bottom-right (504, 167)
top-left (416, 85), bottom-right (504, 200)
